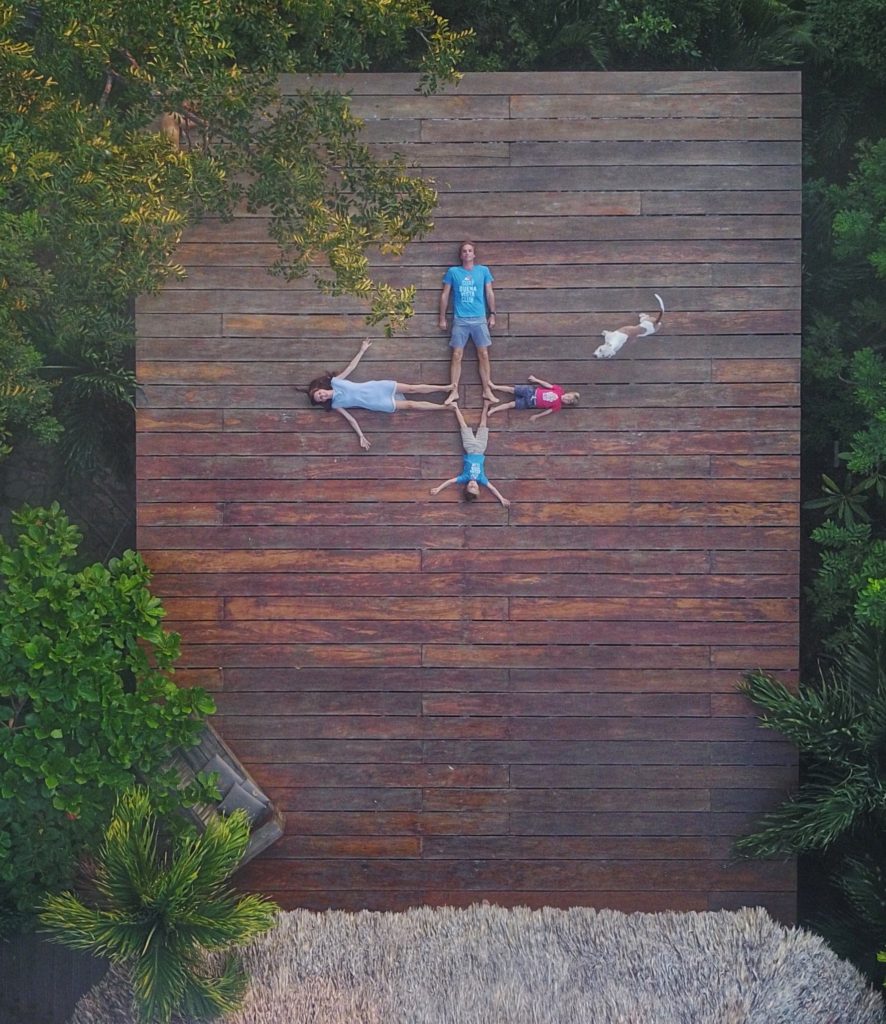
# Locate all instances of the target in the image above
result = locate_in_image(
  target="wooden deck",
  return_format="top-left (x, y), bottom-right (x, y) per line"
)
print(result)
top-left (136, 72), bottom-right (801, 918)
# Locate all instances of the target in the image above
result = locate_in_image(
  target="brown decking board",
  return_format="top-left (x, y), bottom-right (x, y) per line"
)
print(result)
top-left (136, 72), bottom-right (800, 917)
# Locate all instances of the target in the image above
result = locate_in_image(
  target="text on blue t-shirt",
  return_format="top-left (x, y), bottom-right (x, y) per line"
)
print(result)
top-left (443, 265), bottom-right (493, 319)
top-left (455, 453), bottom-right (489, 486)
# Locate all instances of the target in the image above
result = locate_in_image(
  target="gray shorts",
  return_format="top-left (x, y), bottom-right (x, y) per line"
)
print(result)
top-left (450, 317), bottom-right (492, 349)
top-left (460, 424), bottom-right (489, 454)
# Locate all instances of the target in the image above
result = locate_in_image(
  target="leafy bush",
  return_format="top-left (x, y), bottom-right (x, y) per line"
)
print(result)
top-left (40, 786), bottom-right (278, 1024)
top-left (0, 503), bottom-right (215, 932)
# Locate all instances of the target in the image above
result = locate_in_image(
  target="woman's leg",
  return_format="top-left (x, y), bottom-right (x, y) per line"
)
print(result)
top-left (396, 382), bottom-right (456, 394)
top-left (394, 400), bottom-right (453, 411)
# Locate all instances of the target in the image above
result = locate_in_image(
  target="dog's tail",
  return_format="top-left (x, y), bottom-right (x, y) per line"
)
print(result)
top-left (652, 293), bottom-right (665, 325)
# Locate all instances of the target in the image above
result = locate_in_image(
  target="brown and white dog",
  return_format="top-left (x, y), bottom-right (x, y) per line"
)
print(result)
top-left (594, 294), bottom-right (665, 359)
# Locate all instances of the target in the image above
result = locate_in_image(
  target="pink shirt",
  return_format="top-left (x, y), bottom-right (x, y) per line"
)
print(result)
top-left (535, 385), bottom-right (564, 410)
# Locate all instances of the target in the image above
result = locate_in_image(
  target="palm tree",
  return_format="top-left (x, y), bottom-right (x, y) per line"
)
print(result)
top-left (39, 787), bottom-right (278, 1024)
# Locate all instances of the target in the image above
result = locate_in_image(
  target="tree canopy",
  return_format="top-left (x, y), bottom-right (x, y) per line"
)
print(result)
top-left (0, 0), bottom-right (468, 464)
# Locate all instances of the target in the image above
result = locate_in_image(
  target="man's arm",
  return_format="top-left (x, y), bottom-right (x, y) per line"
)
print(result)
top-left (338, 337), bottom-right (372, 381)
top-left (485, 280), bottom-right (496, 329)
top-left (336, 407), bottom-right (370, 450)
top-left (430, 477), bottom-right (459, 496)
top-left (438, 282), bottom-right (451, 330)
top-left (528, 374), bottom-right (553, 389)
top-left (529, 408), bottom-right (554, 423)
top-left (485, 480), bottom-right (510, 507)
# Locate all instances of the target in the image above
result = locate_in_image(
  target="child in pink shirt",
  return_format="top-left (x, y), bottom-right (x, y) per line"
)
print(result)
top-left (488, 375), bottom-right (580, 423)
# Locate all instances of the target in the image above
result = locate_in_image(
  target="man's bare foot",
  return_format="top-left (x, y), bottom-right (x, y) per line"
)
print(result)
top-left (482, 391), bottom-right (497, 403)
top-left (444, 388), bottom-right (459, 405)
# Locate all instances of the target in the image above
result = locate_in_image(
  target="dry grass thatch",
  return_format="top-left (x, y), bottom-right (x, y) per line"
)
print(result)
top-left (71, 904), bottom-right (884, 1024)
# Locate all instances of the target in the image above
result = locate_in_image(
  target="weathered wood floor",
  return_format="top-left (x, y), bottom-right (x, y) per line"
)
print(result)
top-left (137, 72), bottom-right (801, 918)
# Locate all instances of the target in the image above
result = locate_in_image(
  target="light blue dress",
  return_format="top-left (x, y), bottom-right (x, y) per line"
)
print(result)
top-left (331, 376), bottom-right (398, 414)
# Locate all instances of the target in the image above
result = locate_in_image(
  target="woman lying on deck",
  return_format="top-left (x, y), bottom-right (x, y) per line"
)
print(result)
top-left (307, 338), bottom-right (456, 450)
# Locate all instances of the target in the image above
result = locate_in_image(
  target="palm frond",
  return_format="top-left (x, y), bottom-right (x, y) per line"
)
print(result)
top-left (178, 954), bottom-right (249, 1019)
top-left (735, 778), bottom-right (875, 857)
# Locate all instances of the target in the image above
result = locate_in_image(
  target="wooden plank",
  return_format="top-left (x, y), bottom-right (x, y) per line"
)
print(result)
top-left (238, 856), bottom-right (795, 890)
top-left (420, 117), bottom-right (801, 143)
top-left (175, 643), bottom-right (424, 668)
top-left (420, 693), bottom-right (711, 717)
top-left (224, 596), bottom-right (508, 621)
top-left (139, 524), bottom-right (797, 550)
top-left (250, 762), bottom-right (510, 787)
top-left (173, 238), bottom-right (800, 267)
top-left (212, 312), bottom-right (800, 339)
top-left (508, 764), bottom-right (797, 789)
top-left (184, 209), bottom-right (800, 241)
top-left (163, 619), bottom-right (798, 647)
top-left (152, 573), bottom-right (798, 600)
top-left (282, 71), bottom-right (800, 96)
top-left (214, 713), bottom-right (775, 742)
top-left (507, 597), bottom-right (796, 622)
top-left (160, 258), bottom-right (789, 289)
top-left (509, 93), bottom-right (801, 118)
top-left (642, 191), bottom-right (800, 216)
top-left (136, 334), bottom-right (801, 361)
top-left (137, 285), bottom-right (800, 317)
top-left (509, 140), bottom-right (800, 166)
top-left (217, 406), bottom-right (799, 431)
top-left (142, 550), bottom-right (422, 572)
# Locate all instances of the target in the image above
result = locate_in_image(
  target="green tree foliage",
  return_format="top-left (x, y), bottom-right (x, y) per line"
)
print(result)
top-left (0, 0), bottom-right (468, 464)
top-left (432, 0), bottom-right (808, 72)
top-left (737, 627), bottom-right (886, 981)
top-left (40, 787), bottom-right (278, 1024)
top-left (0, 503), bottom-right (215, 931)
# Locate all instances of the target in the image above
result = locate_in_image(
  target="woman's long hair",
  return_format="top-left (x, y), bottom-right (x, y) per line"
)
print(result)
top-left (306, 373), bottom-right (335, 410)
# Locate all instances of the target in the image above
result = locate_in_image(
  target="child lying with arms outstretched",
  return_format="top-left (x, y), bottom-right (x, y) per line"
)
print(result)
top-left (429, 403), bottom-right (510, 506)
top-left (488, 375), bottom-right (579, 423)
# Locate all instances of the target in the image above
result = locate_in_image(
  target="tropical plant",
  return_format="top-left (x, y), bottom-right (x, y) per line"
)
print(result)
top-left (0, 503), bottom-right (216, 932)
top-left (40, 786), bottom-right (278, 1024)
top-left (737, 625), bottom-right (886, 980)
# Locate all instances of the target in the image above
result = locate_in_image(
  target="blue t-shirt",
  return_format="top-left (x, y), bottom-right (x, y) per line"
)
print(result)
top-left (443, 265), bottom-right (494, 319)
top-left (455, 453), bottom-right (489, 486)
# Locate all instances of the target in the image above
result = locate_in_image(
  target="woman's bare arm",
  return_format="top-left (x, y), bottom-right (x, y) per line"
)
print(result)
top-left (338, 338), bottom-right (372, 381)
top-left (336, 407), bottom-right (370, 449)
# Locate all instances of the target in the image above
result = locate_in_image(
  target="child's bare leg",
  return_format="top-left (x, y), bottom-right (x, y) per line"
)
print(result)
top-left (493, 385), bottom-right (516, 395)
top-left (446, 348), bottom-right (463, 404)
top-left (450, 403), bottom-right (468, 429)
top-left (479, 401), bottom-right (491, 429)
top-left (477, 348), bottom-right (497, 402)
top-left (487, 401), bottom-right (515, 417)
